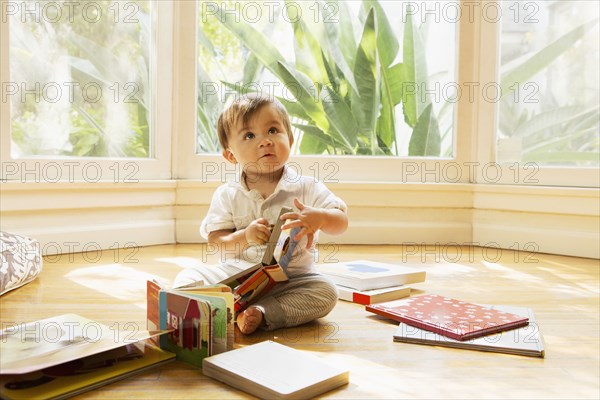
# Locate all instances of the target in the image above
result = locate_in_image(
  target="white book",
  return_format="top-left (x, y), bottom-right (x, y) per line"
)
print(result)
top-left (319, 260), bottom-right (426, 291)
top-left (202, 341), bottom-right (349, 399)
top-left (337, 285), bottom-right (411, 305)
top-left (393, 305), bottom-right (545, 358)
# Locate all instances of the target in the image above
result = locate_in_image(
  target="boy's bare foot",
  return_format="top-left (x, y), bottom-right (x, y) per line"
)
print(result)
top-left (237, 306), bottom-right (264, 335)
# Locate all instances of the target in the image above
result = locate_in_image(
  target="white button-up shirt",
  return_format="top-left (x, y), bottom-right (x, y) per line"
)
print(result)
top-left (200, 164), bottom-right (347, 275)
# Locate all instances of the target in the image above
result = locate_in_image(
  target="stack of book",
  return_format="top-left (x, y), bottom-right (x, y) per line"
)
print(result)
top-left (366, 294), bottom-right (545, 357)
top-left (318, 260), bottom-right (426, 305)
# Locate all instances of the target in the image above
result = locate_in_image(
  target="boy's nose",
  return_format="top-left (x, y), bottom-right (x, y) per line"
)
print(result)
top-left (258, 136), bottom-right (273, 146)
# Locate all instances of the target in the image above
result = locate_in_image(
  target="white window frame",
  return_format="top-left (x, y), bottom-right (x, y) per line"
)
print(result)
top-left (0, 0), bottom-right (173, 182)
top-left (175, 0), bottom-right (477, 184)
top-left (475, 1), bottom-right (600, 188)
top-left (175, 0), bottom-right (598, 188)
top-left (1, 1), bottom-right (597, 187)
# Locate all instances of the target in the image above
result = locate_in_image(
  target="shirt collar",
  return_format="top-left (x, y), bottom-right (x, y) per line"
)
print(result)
top-left (233, 164), bottom-right (302, 195)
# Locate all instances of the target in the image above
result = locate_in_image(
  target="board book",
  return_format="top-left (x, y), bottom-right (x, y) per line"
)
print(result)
top-left (318, 260), bottom-right (426, 291)
top-left (366, 294), bottom-right (530, 341)
top-left (146, 280), bottom-right (234, 368)
top-left (0, 341), bottom-right (174, 400)
top-left (219, 206), bottom-right (300, 314)
top-left (0, 314), bottom-right (174, 399)
top-left (337, 285), bottom-right (411, 305)
top-left (0, 313), bottom-right (167, 375)
top-left (393, 305), bottom-right (544, 357)
top-left (202, 340), bottom-right (349, 399)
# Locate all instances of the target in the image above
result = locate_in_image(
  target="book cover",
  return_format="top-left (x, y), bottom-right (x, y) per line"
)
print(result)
top-left (219, 207), bottom-right (301, 315)
top-left (202, 340), bottom-right (349, 400)
top-left (159, 291), bottom-right (213, 368)
top-left (233, 263), bottom-right (290, 313)
top-left (318, 260), bottom-right (426, 291)
top-left (393, 305), bottom-right (545, 357)
top-left (366, 294), bottom-right (530, 341)
top-left (219, 207), bottom-right (294, 289)
top-left (147, 281), bottom-right (234, 368)
top-left (0, 314), bottom-right (166, 375)
top-left (0, 341), bottom-right (175, 400)
top-left (337, 285), bottom-right (411, 305)
top-left (176, 285), bottom-right (235, 351)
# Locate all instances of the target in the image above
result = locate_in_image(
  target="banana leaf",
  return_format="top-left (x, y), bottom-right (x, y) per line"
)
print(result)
top-left (409, 103), bottom-right (441, 156)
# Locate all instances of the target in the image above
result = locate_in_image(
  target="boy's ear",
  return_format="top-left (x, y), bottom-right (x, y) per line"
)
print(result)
top-left (222, 148), bottom-right (237, 164)
top-left (288, 134), bottom-right (294, 147)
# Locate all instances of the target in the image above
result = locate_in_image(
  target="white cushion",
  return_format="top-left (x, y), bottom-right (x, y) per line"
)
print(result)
top-left (0, 231), bottom-right (42, 295)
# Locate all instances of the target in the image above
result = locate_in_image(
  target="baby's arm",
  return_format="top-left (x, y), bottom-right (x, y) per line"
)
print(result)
top-left (208, 218), bottom-right (272, 255)
top-left (280, 198), bottom-right (348, 248)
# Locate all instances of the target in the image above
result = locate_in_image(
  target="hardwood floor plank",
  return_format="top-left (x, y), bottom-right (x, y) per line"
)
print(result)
top-left (1, 244), bottom-right (598, 399)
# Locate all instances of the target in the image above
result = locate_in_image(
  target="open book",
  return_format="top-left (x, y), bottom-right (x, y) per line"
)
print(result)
top-left (146, 281), bottom-right (234, 368)
top-left (220, 206), bottom-right (299, 314)
top-left (202, 340), bottom-right (349, 399)
top-left (0, 314), bottom-right (174, 400)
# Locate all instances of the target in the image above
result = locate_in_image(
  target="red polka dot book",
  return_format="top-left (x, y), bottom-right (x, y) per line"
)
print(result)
top-left (366, 294), bottom-right (530, 341)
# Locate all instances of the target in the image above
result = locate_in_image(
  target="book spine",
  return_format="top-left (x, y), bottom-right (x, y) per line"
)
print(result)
top-left (366, 305), bottom-right (465, 341)
top-left (261, 206), bottom-right (292, 265)
top-left (460, 320), bottom-right (530, 341)
top-left (352, 293), bottom-right (371, 305)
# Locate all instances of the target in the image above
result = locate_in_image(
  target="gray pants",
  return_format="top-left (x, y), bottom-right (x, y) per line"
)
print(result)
top-left (173, 264), bottom-right (338, 331)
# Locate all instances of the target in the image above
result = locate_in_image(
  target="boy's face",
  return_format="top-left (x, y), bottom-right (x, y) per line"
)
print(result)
top-left (223, 103), bottom-right (293, 178)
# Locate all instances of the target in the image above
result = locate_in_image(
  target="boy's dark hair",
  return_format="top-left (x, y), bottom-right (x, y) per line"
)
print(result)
top-left (217, 93), bottom-right (293, 150)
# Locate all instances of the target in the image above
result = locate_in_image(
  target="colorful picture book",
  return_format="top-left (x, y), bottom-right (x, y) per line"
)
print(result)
top-left (0, 314), bottom-right (174, 400)
top-left (146, 280), bottom-right (234, 368)
top-left (0, 313), bottom-right (166, 375)
top-left (366, 294), bottom-right (530, 341)
top-left (337, 285), bottom-right (411, 305)
top-left (202, 340), bottom-right (349, 399)
top-left (0, 341), bottom-right (174, 400)
top-left (219, 206), bottom-right (300, 314)
top-left (393, 305), bottom-right (545, 357)
top-left (318, 260), bottom-right (426, 291)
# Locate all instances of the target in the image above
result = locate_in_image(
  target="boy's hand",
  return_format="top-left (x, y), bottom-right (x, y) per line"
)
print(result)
top-left (244, 218), bottom-right (271, 245)
top-left (280, 198), bottom-right (323, 249)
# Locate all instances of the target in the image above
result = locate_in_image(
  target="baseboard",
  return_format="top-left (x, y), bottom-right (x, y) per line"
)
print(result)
top-left (1, 180), bottom-right (598, 259)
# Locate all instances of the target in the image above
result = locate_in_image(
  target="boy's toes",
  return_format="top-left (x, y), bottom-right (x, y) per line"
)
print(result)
top-left (237, 306), bottom-right (264, 335)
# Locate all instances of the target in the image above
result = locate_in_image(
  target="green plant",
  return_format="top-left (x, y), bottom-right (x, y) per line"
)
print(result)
top-left (499, 17), bottom-right (599, 165)
top-left (206, 0), bottom-right (442, 156)
top-left (9, 0), bottom-right (151, 158)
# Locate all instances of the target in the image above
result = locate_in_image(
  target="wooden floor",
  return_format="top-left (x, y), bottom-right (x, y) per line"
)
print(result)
top-left (1, 244), bottom-right (599, 399)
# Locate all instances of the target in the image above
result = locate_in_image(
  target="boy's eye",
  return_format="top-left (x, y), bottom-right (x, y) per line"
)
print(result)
top-left (268, 127), bottom-right (278, 134)
top-left (244, 132), bottom-right (255, 140)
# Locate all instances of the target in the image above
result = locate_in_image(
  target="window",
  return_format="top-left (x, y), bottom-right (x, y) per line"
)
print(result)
top-left (1, 0), bottom-right (172, 181)
top-left (497, 0), bottom-right (599, 167)
top-left (196, 0), bottom-right (458, 157)
top-left (9, 0), bottom-right (151, 157)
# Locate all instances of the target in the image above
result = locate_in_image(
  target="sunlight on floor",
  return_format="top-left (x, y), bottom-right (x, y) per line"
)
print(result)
top-left (65, 264), bottom-right (168, 306)
top-left (154, 256), bottom-right (205, 270)
top-left (481, 261), bottom-right (544, 284)
top-left (424, 261), bottom-right (477, 276)
top-left (481, 261), bottom-right (597, 297)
